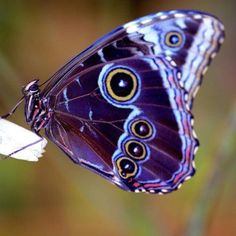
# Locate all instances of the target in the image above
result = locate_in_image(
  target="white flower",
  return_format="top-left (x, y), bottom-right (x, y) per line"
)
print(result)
top-left (0, 119), bottom-right (47, 161)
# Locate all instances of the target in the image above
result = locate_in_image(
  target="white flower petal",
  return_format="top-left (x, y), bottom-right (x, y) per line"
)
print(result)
top-left (0, 119), bottom-right (47, 161)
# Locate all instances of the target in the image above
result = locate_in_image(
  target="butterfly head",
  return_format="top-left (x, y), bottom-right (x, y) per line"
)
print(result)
top-left (22, 80), bottom-right (51, 132)
top-left (22, 80), bottom-right (41, 125)
top-left (22, 79), bottom-right (40, 96)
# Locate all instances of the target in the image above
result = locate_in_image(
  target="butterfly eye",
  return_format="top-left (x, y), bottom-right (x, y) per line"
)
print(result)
top-left (124, 140), bottom-right (147, 160)
top-left (130, 119), bottom-right (153, 139)
top-left (165, 31), bottom-right (183, 48)
top-left (23, 80), bottom-right (39, 94)
top-left (105, 68), bottom-right (139, 102)
top-left (116, 157), bottom-right (138, 179)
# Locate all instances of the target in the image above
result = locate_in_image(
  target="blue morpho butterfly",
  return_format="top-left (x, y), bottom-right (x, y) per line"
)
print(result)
top-left (2, 10), bottom-right (225, 194)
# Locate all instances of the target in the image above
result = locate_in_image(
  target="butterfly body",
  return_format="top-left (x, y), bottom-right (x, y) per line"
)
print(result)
top-left (22, 10), bottom-right (224, 194)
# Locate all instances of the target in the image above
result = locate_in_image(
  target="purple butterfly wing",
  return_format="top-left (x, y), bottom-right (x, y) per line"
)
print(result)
top-left (41, 10), bottom-right (224, 193)
top-left (45, 56), bottom-right (197, 193)
top-left (42, 10), bottom-right (224, 108)
top-left (46, 67), bottom-right (131, 185)
top-left (125, 10), bottom-right (225, 108)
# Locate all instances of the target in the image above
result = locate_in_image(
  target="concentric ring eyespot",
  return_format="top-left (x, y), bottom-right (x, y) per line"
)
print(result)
top-left (130, 119), bottom-right (154, 139)
top-left (124, 139), bottom-right (147, 160)
top-left (116, 157), bottom-right (138, 179)
top-left (165, 31), bottom-right (183, 48)
top-left (105, 68), bottom-right (139, 102)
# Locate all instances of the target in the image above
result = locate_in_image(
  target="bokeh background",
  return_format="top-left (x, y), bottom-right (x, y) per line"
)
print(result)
top-left (0, 0), bottom-right (235, 235)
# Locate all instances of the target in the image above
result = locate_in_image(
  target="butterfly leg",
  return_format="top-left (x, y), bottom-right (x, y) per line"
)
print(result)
top-left (0, 97), bottom-right (24, 119)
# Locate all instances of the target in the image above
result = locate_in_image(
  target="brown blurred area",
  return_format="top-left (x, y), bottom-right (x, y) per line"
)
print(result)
top-left (0, 0), bottom-right (235, 235)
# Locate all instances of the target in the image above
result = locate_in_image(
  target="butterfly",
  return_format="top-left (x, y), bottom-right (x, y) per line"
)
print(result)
top-left (3, 10), bottom-right (225, 194)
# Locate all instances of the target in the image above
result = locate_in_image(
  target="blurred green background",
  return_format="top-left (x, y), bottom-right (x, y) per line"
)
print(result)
top-left (0, 0), bottom-right (235, 235)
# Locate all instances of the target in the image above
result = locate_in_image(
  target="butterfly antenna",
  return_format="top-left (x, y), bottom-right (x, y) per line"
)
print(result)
top-left (39, 77), bottom-right (52, 87)
top-left (1, 96), bottom-right (24, 119)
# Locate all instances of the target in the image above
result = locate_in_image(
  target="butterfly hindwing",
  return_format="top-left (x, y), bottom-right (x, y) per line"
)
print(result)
top-left (45, 56), bottom-right (197, 193)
